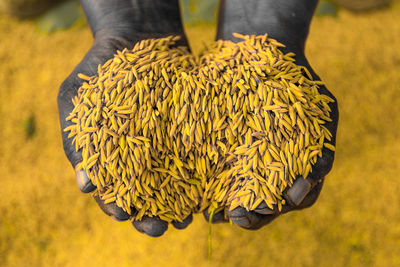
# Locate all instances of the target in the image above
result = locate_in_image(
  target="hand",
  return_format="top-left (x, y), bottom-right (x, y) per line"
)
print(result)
top-left (204, 0), bottom-right (339, 229)
top-left (57, 0), bottom-right (192, 237)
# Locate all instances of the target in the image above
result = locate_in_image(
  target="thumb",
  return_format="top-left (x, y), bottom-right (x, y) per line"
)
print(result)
top-left (59, 69), bottom-right (97, 194)
top-left (58, 40), bottom-right (125, 193)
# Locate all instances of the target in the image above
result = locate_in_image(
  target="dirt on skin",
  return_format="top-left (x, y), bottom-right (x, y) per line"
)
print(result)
top-left (1, 4), bottom-right (400, 267)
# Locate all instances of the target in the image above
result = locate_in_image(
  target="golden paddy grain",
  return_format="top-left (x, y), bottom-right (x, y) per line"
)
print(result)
top-left (65, 33), bottom-right (334, 224)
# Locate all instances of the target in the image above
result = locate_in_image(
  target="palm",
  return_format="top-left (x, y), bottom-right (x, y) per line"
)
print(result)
top-left (57, 0), bottom-right (192, 237)
top-left (204, 0), bottom-right (339, 229)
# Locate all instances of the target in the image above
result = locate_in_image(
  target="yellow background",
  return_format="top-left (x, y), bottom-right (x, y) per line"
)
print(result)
top-left (1, 4), bottom-right (400, 267)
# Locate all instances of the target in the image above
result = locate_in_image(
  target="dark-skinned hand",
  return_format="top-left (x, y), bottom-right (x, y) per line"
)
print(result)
top-left (57, 0), bottom-right (193, 237)
top-left (203, 0), bottom-right (339, 230)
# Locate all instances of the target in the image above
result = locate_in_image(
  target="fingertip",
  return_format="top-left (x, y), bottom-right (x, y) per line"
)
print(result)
top-left (132, 217), bottom-right (168, 237)
top-left (253, 201), bottom-right (276, 215)
top-left (227, 207), bottom-right (252, 229)
top-left (93, 195), bottom-right (130, 221)
top-left (202, 209), bottom-right (228, 223)
top-left (230, 216), bottom-right (251, 228)
top-left (75, 166), bottom-right (96, 193)
top-left (172, 214), bottom-right (193, 230)
top-left (111, 215), bottom-right (130, 222)
top-left (296, 179), bottom-right (324, 210)
top-left (227, 206), bottom-right (278, 230)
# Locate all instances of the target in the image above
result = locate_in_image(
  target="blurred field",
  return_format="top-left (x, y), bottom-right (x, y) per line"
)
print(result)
top-left (1, 4), bottom-right (400, 267)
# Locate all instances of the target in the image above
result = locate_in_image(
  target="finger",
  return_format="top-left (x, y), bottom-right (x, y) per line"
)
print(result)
top-left (58, 74), bottom-right (86, 169)
top-left (304, 85), bottom-right (338, 184)
top-left (304, 97), bottom-right (338, 184)
top-left (252, 201), bottom-right (276, 215)
top-left (285, 176), bottom-right (313, 206)
top-left (58, 44), bottom-right (123, 192)
top-left (203, 209), bottom-right (228, 223)
top-left (252, 178), bottom-right (321, 216)
top-left (283, 134), bottom-right (336, 206)
top-left (283, 175), bottom-right (325, 210)
top-left (227, 206), bottom-right (279, 230)
top-left (93, 195), bottom-right (130, 221)
top-left (132, 217), bottom-right (168, 237)
top-left (75, 166), bottom-right (96, 193)
top-left (293, 58), bottom-right (339, 145)
top-left (172, 214), bottom-right (193, 230)
top-left (294, 178), bottom-right (324, 211)
top-left (308, 147), bottom-right (335, 183)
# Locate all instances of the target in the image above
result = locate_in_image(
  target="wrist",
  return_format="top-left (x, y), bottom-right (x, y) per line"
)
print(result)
top-left (81, 0), bottom-right (187, 44)
top-left (217, 0), bottom-right (318, 54)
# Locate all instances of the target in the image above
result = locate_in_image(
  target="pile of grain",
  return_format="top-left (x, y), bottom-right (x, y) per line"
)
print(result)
top-left (198, 34), bottom-right (335, 214)
top-left (65, 34), bottom-right (334, 223)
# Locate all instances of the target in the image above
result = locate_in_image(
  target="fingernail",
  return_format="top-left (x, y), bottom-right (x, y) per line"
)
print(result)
top-left (287, 178), bottom-right (312, 206)
top-left (254, 207), bottom-right (275, 215)
top-left (75, 166), bottom-right (96, 193)
top-left (254, 202), bottom-right (275, 215)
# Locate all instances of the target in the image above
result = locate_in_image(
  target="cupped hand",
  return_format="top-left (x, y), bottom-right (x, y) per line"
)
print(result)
top-left (57, 0), bottom-right (192, 237)
top-left (204, 0), bottom-right (339, 229)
